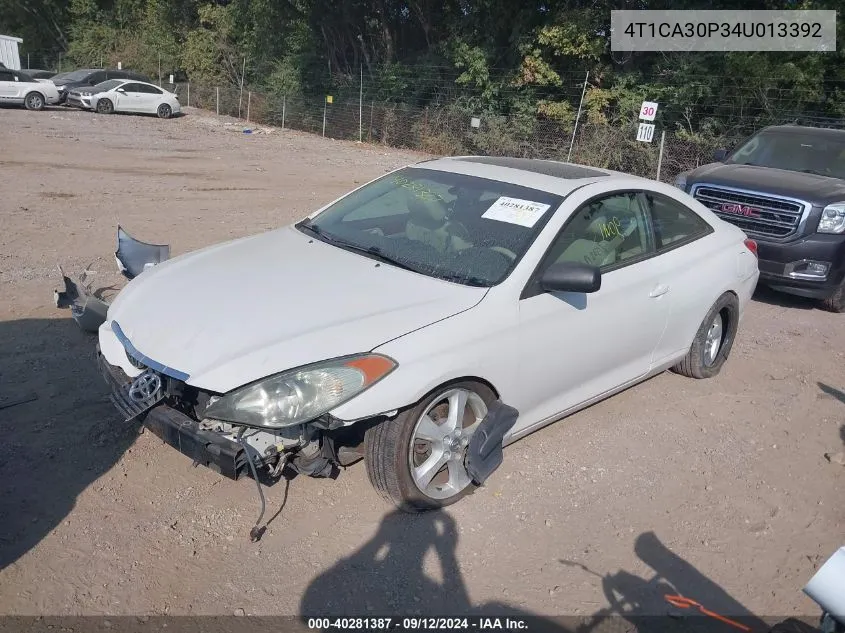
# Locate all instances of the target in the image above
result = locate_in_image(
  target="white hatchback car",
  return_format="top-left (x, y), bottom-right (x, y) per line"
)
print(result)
top-left (0, 68), bottom-right (60, 110)
top-left (89, 79), bottom-right (180, 118)
top-left (97, 157), bottom-right (759, 524)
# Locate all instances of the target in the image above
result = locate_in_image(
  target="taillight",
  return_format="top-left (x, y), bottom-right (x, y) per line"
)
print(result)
top-left (744, 239), bottom-right (758, 257)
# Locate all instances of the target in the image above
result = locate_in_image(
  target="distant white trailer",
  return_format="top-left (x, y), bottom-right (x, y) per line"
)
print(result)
top-left (0, 34), bottom-right (23, 70)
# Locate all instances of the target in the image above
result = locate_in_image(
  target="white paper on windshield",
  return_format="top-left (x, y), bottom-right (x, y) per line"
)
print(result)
top-left (481, 197), bottom-right (551, 228)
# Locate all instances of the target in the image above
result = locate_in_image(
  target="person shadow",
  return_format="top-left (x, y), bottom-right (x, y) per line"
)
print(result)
top-left (300, 514), bottom-right (821, 633)
top-left (0, 317), bottom-right (139, 570)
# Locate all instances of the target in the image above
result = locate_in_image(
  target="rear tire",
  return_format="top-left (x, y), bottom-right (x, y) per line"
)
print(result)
top-left (820, 278), bottom-right (845, 313)
top-left (672, 292), bottom-right (739, 379)
top-left (24, 92), bottom-right (45, 111)
top-left (96, 98), bottom-right (114, 114)
top-left (364, 381), bottom-right (495, 512)
top-left (157, 103), bottom-right (172, 119)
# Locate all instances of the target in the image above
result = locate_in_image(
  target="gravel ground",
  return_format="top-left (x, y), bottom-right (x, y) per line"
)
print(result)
top-left (0, 106), bottom-right (843, 622)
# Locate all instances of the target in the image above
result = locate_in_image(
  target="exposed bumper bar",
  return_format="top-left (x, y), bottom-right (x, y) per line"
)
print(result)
top-left (98, 350), bottom-right (246, 479)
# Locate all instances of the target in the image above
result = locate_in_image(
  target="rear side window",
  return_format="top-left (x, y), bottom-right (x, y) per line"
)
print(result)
top-left (0, 71), bottom-right (14, 81)
top-left (137, 84), bottom-right (163, 94)
top-left (87, 71), bottom-right (107, 84)
top-left (644, 192), bottom-right (713, 251)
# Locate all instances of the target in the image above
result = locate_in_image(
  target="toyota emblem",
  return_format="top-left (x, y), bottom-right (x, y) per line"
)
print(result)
top-left (128, 370), bottom-right (162, 403)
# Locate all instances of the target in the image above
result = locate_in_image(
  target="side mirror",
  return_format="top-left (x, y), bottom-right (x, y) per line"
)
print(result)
top-left (539, 262), bottom-right (601, 294)
top-left (116, 88), bottom-right (125, 93)
top-left (713, 148), bottom-right (729, 161)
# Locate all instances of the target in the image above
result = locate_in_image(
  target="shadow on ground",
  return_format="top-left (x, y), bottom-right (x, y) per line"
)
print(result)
top-left (0, 317), bottom-right (138, 570)
top-left (299, 510), bottom-right (811, 632)
top-left (817, 382), bottom-right (845, 407)
top-left (752, 286), bottom-right (818, 311)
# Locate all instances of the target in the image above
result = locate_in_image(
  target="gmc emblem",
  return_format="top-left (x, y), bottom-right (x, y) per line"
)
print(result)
top-left (720, 203), bottom-right (760, 217)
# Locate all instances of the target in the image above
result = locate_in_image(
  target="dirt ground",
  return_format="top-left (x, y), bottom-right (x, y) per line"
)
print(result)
top-left (0, 105), bottom-right (843, 622)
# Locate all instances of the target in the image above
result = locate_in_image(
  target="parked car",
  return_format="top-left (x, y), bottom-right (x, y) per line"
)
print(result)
top-left (26, 69), bottom-right (57, 79)
top-left (676, 124), bottom-right (845, 312)
top-left (51, 68), bottom-right (150, 104)
top-left (66, 79), bottom-right (124, 110)
top-left (88, 79), bottom-right (180, 118)
top-left (0, 68), bottom-right (60, 110)
top-left (97, 158), bottom-right (759, 518)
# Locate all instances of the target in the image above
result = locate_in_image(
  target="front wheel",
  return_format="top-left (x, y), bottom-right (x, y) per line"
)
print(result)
top-left (364, 381), bottom-right (495, 512)
top-left (820, 278), bottom-right (845, 313)
top-left (24, 92), bottom-right (45, 111)
top-left (157, 103), bottom-right (172, 119)
top-left (671, 292), bottom-right (739, 379)
top-left (96, 98), bottom-right (114, 114)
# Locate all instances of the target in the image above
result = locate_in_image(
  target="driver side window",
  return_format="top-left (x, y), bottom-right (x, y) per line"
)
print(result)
top-left (543, 192), bottom-right (653, 271)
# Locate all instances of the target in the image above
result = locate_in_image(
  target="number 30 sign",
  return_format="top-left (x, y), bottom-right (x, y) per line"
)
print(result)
top-left (639, 101), bottom-right (658, 121)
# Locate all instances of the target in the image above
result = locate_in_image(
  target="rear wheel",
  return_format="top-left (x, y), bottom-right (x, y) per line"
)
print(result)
top-left (96, 98), bottom-right (114, 114)
top-left (820, 278), bottom-right (845, 313)
top-left (672, 292), bottom-right (739, 379)
top-left (364, 381), bottom-right (495, 512)
top-left (24, 92), bottom-right (44, 111)
top-left (157, 103), bottom-right (172, 119)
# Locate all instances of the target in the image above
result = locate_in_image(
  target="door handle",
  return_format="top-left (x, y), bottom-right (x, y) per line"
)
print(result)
top-left (649, 284), bottom-right (670, 298)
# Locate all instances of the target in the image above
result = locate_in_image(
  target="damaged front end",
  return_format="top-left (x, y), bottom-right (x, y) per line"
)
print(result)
top-left (54, 226), bottom-right (171, 333)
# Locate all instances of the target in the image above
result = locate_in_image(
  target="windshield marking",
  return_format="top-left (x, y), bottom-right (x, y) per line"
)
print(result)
top-left (481, 196), bottom-right (552, 228)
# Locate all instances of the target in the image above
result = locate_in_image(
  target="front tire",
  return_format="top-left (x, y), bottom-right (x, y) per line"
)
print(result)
top-left (157, 103), bottom-right (172, 119)
top-left (672, 292), bottom-right (739, 379)
top-left (364, 381), bottom-right (495, 512)
top-left (820, 278), bottom-right (845, 313)
top-left (24, 92), bottom-right (45, 111)
top-left (96, 98), bottom-right (114, 114)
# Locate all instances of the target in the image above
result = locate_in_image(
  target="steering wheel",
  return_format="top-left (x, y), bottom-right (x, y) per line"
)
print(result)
top-left (489, 246), bottom-right (517, 260)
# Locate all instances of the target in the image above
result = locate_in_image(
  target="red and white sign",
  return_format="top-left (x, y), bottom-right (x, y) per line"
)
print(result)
top-left (639, 101), bottom-right (658, 121)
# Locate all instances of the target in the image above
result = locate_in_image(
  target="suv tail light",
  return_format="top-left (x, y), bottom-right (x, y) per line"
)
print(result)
top-left (744, 239), bottom-right (758, 257)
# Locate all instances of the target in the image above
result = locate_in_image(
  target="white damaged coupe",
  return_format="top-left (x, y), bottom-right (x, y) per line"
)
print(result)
top-left (97, 157), bottom-right (759, 525)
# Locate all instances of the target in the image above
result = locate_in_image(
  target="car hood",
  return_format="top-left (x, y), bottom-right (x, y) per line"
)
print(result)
top-left (106, 226), bottom-right (486, 393)
top-left (688, 163), bottom-right (845, 204)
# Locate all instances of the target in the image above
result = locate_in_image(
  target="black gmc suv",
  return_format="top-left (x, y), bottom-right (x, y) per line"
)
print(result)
top-left (676, 125), bottom-right (845, 312)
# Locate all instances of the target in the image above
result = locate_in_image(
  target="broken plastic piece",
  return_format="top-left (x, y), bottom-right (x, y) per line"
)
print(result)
top-left (115, 225), bottom-right (170, 280)
top-left (54, 265), bottom-right (110, 333)
top-left (465, 400), bottom-right (519, 486)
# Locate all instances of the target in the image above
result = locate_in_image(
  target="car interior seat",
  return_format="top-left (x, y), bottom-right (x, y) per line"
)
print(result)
top-left (404, 191), bottom-right (472, 253)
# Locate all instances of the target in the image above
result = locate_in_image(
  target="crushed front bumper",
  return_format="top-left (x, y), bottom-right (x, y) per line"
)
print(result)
top-left (98, 350), bottom-right (247, 480)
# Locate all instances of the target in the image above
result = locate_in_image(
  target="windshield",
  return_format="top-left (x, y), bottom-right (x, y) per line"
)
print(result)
top-left (90, 79), bottom-right (123, 92)
top-left (52, 70), bottom-right (93, 82)
top-left (727, 130), bottom-right (845, 179)
top-left (299, 167), bottom-right (564, 287)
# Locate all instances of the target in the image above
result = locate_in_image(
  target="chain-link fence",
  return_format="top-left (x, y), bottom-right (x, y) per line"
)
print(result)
top-left (179, 81), bottom-right (743, 183)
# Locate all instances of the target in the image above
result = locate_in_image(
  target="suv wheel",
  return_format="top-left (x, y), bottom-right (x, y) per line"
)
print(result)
top-left (820, 279), bottom-right (845, 313)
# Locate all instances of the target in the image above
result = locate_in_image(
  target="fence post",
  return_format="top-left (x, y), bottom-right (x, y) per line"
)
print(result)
top-left (158, 53), bottom-right (162, 87)
top-left (656, 130), bottom-right (666, 181)
top-left (238, 56), bottom-right (246, 118)
top-left (247, 91), bottom-right (251, 123)
top-left (216, 87), bottom-right (219, 116)
top-left (567, 70), bottom-right (589, 162)
top-left (187, 83), bottom-right (190, 108)
top-left (27, 53), bottom-right (29, 69)
top-left (282, 95), bottom-right (286, 130)
top-left (358, 64), bottom-right (363, 143)
top-left (369, 101), bottom-right (374, 142)
top-left (322, 97), bottom-right (327, 137)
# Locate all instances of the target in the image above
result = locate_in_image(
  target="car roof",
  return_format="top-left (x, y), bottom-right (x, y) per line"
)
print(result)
top-left (414, 156), bottom-right (649, 196)
top-left (759, 125), bottom-right (845, 138)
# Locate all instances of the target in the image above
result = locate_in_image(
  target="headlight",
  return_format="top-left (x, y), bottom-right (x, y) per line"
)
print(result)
top-left (674, 172), bottom-right (688, 192)
top-left (204, 354), bottom-right (397, 429)
top-left (81, 91), bottom-right (91, 96)
top-left (818, 203), bottom-right (845, 234)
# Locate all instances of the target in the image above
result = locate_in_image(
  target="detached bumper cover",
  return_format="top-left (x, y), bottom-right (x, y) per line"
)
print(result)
top-left (757, 233), bottom-right (845, 299)
top-left (98, 351), bottom-right (247, 479)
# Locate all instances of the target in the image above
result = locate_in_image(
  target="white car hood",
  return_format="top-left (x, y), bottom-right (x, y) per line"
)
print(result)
top-left (106, 226), bottom-right (486, 393)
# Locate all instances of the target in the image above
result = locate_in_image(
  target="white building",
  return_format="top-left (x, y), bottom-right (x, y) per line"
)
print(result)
top-left (0, 34), bottom-right (23, 70)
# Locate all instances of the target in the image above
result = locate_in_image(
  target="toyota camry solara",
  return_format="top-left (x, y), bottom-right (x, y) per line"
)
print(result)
top-left (98, 156), bottom-right (760, 514)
